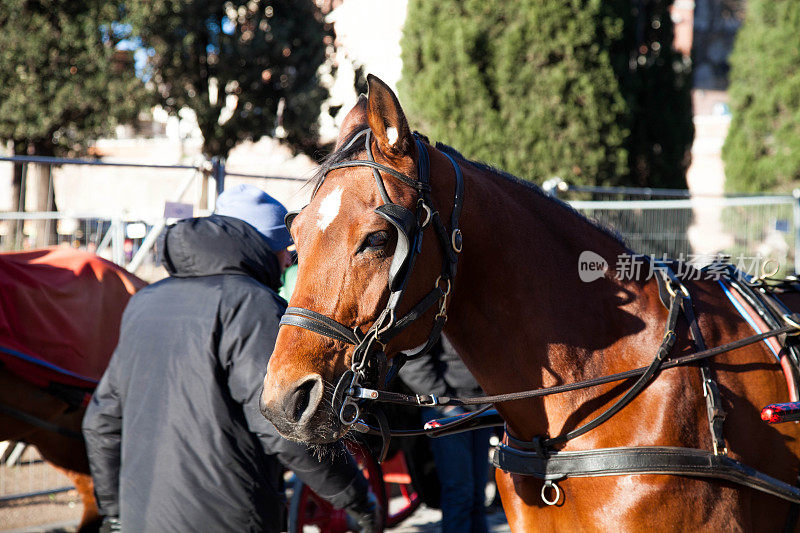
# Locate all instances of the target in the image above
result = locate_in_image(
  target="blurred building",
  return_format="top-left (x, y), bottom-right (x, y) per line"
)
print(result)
top-left (684, 0), bottom-right (745, 199)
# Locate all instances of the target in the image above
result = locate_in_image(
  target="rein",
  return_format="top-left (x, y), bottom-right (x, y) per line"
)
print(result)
top-left (350, 314), bottom-right (799, 409)
top-left (279, 128), bottom-right (465, 428)
top-left (350, 268), bottom-right (799, 441)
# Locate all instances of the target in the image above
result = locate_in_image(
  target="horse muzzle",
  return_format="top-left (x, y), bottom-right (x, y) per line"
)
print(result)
top-left (259, 373), bottom-right (335, 442)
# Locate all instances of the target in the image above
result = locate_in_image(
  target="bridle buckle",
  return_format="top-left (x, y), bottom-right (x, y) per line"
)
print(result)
top-left (416, 394), bottom-right (439, 406)
top-left (435, 276), bottom-right (452, 320)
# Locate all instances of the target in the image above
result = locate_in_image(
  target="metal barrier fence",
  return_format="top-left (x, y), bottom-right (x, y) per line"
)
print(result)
top-left (0, 443), bottom-right (75, 504)
top-left (549, 181), bottom-right (800, 276)
top-left (0, 154), bottom-right (306, 279)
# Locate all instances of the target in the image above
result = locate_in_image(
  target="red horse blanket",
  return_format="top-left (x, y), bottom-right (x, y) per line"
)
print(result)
top-left (0, 248), bottom-right (146, 389)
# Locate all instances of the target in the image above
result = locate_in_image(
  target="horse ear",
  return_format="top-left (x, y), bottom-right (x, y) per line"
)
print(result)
top-left (335, 94), bottom-right (369, 149)
top-left (366, 74), bottom-right (413, 159)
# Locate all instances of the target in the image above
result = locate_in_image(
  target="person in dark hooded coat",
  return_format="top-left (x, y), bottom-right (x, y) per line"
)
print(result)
top-left (82, 185), bottom-right (379, 533)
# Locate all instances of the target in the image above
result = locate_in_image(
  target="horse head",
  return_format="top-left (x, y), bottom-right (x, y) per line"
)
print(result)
top-left (260, 75), bottom-right (461, 443)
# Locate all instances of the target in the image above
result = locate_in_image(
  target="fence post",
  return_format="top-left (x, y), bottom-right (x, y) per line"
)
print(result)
top-left (111, 217), bottom-right (125, 266)
top-left (212, 157), bottom-right (225, 208)
top-left (794, 189), bottom-right (800, 274)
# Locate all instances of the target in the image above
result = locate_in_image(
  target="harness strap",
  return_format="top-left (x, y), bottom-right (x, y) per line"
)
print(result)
top-left (352, 323), bottom-right (799, 408)
top-left (386, 286), bottom-right (446, 339)
top-left (490, 444), bottom-right (800, 504)
top-left (281, 308), bottom-right (361, 345)
top-left (327, 160), bottom-right (431, 193)
top-left (0, 402), bottom-right (83, 440)
top-left (728, 272), bottom-right (800, 396)
top-left (679, 290), bottom-right (728, 456)
top-left (352, 404), bottom-right (497, 438)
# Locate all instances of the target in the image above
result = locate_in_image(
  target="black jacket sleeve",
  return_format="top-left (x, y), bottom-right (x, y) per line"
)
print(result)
top-left (398, 342), bottom-right (449, 398)
top-left (220, 283), bottom-right (368, 510)
top-left (82, 349), bottom-right (123, 518)
top-left (399, 338), bottom-right (484, 413)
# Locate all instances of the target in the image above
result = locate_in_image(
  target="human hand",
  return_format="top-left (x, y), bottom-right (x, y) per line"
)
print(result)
top-left (345, 489), bottom-right (383, 532)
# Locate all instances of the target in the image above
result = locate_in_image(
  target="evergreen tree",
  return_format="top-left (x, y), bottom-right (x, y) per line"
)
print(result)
top-left (723, 0), bottom-right (800, 193)
top-left (400, 0), bottom-right (693, 188)
top-left (126, 0), bottom-right (332, 158)
top-left (0, 0), bottom-right (144, 156)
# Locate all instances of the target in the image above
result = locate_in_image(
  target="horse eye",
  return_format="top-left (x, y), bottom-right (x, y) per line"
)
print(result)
top-left (361, 231), bottom-right (389, 252)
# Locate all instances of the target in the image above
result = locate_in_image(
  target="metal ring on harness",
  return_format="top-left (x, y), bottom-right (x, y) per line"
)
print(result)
top-left (541, 480), bottom-right (561, 506)
top-left (435, 275), bottom-right (451, 298)
top-left (451, 229), bottom-right (463, 253)
top-left (340, 398), bottom-right (360, 425)
top-left (666, 280), bottom-right (690, 299)
top-left (760, 259), bottom-right (781, 280)
top-left (784, 314), bottom-right (800, 331)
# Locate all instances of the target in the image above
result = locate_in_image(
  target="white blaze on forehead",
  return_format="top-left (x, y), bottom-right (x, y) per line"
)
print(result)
top-left (317, 187), bottom-right (343, 231)
top-left (386, 126), bottom-right (398, 146)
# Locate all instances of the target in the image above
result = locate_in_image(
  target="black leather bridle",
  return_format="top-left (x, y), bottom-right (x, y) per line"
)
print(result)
top-left (279, 128), bottom-right (465, 426)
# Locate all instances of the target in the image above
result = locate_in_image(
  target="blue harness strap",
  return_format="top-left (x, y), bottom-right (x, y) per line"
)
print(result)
top-left (718, 279), bottom-right (781, 361)
top-left (0, 345), bottom-right (99, 384)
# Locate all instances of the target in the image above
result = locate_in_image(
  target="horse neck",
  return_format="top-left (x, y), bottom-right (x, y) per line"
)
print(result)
top-left (438, 163), bottom-right (655, 437)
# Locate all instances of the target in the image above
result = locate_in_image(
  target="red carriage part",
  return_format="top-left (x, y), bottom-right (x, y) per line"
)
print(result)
top-left (761, 402), bottom-right (800, 424)
top-left (0, 248), bottom-right (146, 388)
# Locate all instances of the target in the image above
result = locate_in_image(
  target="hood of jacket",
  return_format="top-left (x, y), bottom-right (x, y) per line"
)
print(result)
top-left (158, 214), bottom-right (282, 290)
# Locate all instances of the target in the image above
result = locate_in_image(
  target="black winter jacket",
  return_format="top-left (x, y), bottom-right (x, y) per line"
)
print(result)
top-left (82, 215), bottom-right (366, 533)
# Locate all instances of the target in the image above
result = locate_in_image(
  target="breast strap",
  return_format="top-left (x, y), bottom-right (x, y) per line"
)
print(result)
top-left (491, 444), bottom-right (800, 503)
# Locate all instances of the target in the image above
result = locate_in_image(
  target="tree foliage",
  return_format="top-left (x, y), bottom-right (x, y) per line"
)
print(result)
top-left (723, 0), bottom-right (800, 193)
top-left (0, 0), bottom-right (145, 156)
top-left (400, 0), bottom-right (693, 188)
top-left (127, 0), bottom-right (332, 158)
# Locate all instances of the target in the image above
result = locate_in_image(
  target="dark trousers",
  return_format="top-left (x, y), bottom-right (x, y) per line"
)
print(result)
top-left (422, 408), bottom-right (492, 533)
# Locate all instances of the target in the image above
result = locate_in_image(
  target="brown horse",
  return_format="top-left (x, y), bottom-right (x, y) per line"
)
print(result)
top-left (0, 367), bottom-right (100, 532)
top-left (261, 75), bottom-right (800, 531)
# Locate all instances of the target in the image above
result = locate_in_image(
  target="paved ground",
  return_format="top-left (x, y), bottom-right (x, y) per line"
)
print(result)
top-left (390, 504), bottom-right (509, 532)
top-left (2, 500), bottom-right (510, 532)
top-left (0, 447), bottom-right (82, 532)
top-left (1, 490), bottom-right (82, 532)
top-left (1, 448), bottom-right (509, 532)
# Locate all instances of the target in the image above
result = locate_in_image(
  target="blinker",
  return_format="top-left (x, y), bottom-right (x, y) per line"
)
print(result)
top-left (374, 203), bottom-right (418, 292)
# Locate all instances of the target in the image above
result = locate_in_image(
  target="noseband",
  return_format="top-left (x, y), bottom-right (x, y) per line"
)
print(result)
top-left (279, 129), bottom-right (465, 426)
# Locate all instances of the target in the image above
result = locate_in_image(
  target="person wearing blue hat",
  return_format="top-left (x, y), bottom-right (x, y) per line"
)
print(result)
top-left (216, 184), bottom-right (294, 253)
top-left (84, 185), bottom-right (380, 533)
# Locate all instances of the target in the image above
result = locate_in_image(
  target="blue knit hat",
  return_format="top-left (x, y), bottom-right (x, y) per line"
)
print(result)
top-left (216, 184), bottom-right (293, 252)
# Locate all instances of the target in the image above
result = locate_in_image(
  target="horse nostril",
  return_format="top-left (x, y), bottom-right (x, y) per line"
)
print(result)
top-left (286, 376), bottom-right (321, 424)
